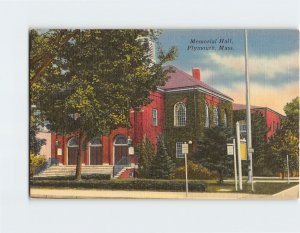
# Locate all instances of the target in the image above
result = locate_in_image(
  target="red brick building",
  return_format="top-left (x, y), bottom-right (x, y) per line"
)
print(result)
top-left (232, 103), bottom-right (284, 139)
top-left (47, 66), bottom-right (233, 177)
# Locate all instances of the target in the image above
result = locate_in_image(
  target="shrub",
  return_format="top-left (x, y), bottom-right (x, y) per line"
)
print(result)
top-left (175, 161), bottom-right (217, 180)
top-left (30, 179), bottom-right (207, 192)
top-left (32, 174), bottom-right (111, 181)
top-left (30, 154), bottom-right (47, 177)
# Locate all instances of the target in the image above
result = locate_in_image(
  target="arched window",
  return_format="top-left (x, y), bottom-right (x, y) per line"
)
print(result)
top-left (174, 102), bottom-right (186, 126)
top-left (89, 137), bottom-right (102, 165)
top-left (113, 135), bottom-right (128, 164)
top-left (68, 137), bottom-right (78, 147)
top-left (213, 106), bottom-right (219, 126)
top-left (205, 104), bottom-right (209, 128)
top-left (223, 112), bottom-right (227, 127)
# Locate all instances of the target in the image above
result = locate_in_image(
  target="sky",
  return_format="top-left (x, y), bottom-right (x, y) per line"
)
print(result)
top-left (157, 29), bottom-right (299, 115)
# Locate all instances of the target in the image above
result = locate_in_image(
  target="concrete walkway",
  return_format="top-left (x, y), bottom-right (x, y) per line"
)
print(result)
top-left (30, 185), bottom-right (299, 199)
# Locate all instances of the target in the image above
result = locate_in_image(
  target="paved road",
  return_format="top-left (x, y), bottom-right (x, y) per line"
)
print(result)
top-left (30, 185), bottom-right (299, 200)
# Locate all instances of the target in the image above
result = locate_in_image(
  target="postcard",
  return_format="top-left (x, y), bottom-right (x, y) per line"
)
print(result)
top-left (29, 29), bottom-right (299, 199)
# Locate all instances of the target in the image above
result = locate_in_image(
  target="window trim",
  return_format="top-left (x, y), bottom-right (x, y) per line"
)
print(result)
top-left (205, 103), bottom-right (209, 128)
top-left (152, 108), bottom-right (158, 127)
top-left (223, 111), bottom-right (227, 127)
top-left (213, 106), bottom-right (219, 126)
top-left (176, 142), bottom-right (184, 158)
top-left (174, 102), bottom-right (186, 127)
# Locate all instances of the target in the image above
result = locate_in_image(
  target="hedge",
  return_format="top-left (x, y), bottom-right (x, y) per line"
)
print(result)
top-left (32, 174), bottom-right (111, 181)
top-left (30, 179), bottom-right (207, 192)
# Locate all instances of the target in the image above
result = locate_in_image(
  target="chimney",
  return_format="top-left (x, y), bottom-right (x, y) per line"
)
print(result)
top-left (192, 68), bottom-right (201, 81)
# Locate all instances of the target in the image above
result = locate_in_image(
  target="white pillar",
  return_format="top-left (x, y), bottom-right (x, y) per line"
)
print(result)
top-left (185, 153), bottom-right (188, 197)
top-left (233, 138), bottom-right (238, 191)
top-left (236, 122), bottom-right (243, 190)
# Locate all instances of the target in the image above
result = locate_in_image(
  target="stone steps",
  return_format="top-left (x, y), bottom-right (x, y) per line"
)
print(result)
top-left (35, 165), bottom-right (113, 177)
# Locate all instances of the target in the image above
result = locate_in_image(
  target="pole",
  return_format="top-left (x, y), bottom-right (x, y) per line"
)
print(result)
top-left (287, 155), bottom-right (290, 184)
top-left (236, 122), bottom-right (243, 190)
top-left (233, 139), bottom-right (238, 191)
top-left (185, 153), bottom-right (188, 197)
top-left (244, 29), bottom-right (254, 192)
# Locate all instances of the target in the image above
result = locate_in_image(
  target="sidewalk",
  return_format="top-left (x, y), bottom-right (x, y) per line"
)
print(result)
top-left (30, 185), bottom-right (299, 200)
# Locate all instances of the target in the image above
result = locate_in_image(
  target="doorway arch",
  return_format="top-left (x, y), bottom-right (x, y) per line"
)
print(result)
top-left (113, 135), bottom-right (128, 164)
top-left (67, 137), bottom-right (78, 165)
top-left (89, 137), bottom-right (103, 165)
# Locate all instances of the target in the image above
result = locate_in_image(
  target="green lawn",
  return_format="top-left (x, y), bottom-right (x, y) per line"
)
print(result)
top-left (31, 176), bottom-right (298, 195)
top-left (199, 179), bottom-right (298, 194)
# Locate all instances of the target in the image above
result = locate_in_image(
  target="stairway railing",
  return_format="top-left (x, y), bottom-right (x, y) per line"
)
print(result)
top-left (113, 156), bottom-right (132, 177)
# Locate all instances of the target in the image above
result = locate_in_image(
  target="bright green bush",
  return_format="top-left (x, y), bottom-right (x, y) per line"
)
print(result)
top-left (175, 161), bottom-right (217, 180)
top-left (30, 154), bottom-right (47, 177)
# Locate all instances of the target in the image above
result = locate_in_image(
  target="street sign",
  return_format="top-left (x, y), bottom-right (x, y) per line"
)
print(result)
top-left (248, 148), bottom-right (254, 153)
top-left (240, 143), bottom-right (247, 160)
top-left (57, 148), bottom-right (62, 156)
top-left (227, 144), bottom-right (234, 155)
top-left (128, 146), bottom-right (134, 155)
top-left (182, 143), bottom-right (189, 154)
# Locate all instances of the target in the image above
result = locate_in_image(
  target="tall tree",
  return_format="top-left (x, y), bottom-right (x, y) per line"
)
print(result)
top-left (137, 136), bottom-right (154, 178)
top-left (30, 29), bottom-right (177, 180)
top-left (193, 127), bottom-right (233, 183)
top-left (268, 97), bottom-right (299, 178)
top-left (150, 136), bottom-right (175, 179)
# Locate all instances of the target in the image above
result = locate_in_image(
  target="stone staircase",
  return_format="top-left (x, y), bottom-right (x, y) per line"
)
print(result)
top-left (35, 165), bottom-right (113, 177)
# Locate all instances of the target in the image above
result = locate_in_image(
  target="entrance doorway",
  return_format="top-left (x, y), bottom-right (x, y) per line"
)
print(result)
top-left (67, 137), bottom-right (78, 165)
top-left (89, 137), bottom-right (103, 165)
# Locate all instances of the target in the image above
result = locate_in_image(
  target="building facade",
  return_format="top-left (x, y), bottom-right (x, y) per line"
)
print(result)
top-left (232, 103), bottom-right (284, 139)
top-left (46, 66), bottom-right (233, 167)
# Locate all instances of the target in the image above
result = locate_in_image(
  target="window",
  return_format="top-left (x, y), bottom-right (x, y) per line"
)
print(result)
top-left (223, 112), bottom-right (227, 127)
top-left (213, 106), bottom-right (219, 126)
top-left (176, 142), bottom-right (184, 158)
top-left (68, 137), bottom-right (78, 147)
top-left (89, 137), bottom-right (102, 146)
top-left (240, 124), bottom-right (247, 133)
top-left (174, 102), bottom-right (186, 126)
top-left (152, 109), bottom-right (158, 126)
top-left (205, 104), bottom-right (209, 128)
top-left (114, 135), bottom-right (127, 145)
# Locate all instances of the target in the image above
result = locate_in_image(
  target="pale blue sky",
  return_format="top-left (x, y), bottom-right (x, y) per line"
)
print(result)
top-left (158, 29), bottom-right (299, 114)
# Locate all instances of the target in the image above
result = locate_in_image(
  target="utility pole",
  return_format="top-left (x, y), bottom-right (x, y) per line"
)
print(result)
top-left (244, 29), bottom-right (254, 192)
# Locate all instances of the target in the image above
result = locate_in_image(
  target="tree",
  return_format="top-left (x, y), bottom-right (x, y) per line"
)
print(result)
top-left (30, 29), bottom-right (177, 180)
top-left (268, 97), bottom-right (299, 178)
top-left (268, 129), bottom-right (298, 178)
top-left (137, 136), bottom-right (154, 178)
top-left (150, 136), bottom-right (175, 179)
top-left (193, 127), bottom-right (233, 183)
top-left (29, 108), bottom-right (46, 155)
top-left (233, 111), bottom-right (270, 176)
top-left (282, 96), bottom-right (299, 136)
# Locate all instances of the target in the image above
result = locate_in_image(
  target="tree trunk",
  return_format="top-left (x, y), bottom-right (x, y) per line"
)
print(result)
top-left (281, 171), bottom-right (285, 180)
top-left (218, 170), bottom-right (224, 184)
top-left (75, 131), bottom-right (87, 181)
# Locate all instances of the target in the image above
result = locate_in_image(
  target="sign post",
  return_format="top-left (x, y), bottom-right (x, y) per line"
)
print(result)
top-left (182, 142), bottom-right (189, 197)
top-left (236, 122), bottom-right (243, 191)
top-left (287, 154), bottom-right (290, 184)
top-left (227, 140), bottom-right (237, 191)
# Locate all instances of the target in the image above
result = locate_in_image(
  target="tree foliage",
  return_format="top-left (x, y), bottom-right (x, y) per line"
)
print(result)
top-left (233, 110), bottom-right (270, 175)
top-left (30, 29), bottom-right (177, 180)
top-left (193, 127), bottom-right (233, 183)
top-left (268, 97), bottom-right (299, 178)
top-left (150, 136), bottom-right (176, 179)
top-left (137, 136), bottom-right (154, 178)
